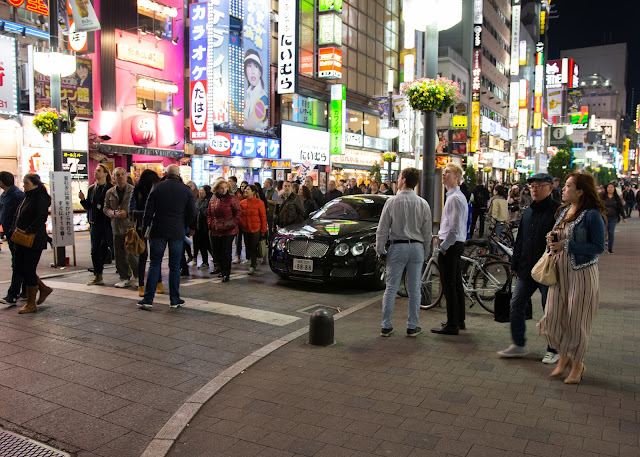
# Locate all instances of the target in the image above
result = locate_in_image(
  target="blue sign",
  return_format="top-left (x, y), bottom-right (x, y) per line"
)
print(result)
top-left (227, 134), bottom-right (280, 159)
top-left (268, 139), bottom-right (280, 159)
top-left (189, 3), bottom-right (208, 83)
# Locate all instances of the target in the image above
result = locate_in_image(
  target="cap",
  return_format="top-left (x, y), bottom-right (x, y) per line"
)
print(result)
top-left (527, 173), bottom-right (553, 184)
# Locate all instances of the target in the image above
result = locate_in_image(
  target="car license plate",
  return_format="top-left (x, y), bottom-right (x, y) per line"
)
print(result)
top-left (293, 258), bottom-right (313, 272)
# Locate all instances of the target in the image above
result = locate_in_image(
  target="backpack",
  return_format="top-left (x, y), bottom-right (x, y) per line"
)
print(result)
top-left (473, 186), bottom-right (489, 209)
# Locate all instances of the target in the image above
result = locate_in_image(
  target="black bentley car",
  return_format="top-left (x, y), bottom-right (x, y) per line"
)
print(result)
top-left (269, 194), bottom-right (390, 289)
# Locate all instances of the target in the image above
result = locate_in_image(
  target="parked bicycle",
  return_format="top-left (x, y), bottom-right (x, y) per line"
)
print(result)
top-left (405, 236), bottom-right (510, 313)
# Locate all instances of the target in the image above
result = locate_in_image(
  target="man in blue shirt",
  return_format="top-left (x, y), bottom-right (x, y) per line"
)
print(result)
top-left (432, 163), bottom-right (468, 335)
top-left (0, 171), bottom-right (26, 305)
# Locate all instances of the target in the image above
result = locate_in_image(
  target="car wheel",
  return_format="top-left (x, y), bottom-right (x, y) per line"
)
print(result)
top-left (368, 258), bottom-right (386, 290)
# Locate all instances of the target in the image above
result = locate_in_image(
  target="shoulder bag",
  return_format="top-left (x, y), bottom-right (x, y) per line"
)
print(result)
top-left (531, 247), bottom-right (558, 286)
top-left (10, 229), bottom-right (35, 248)
top-left (125, 215), bottom-right (146, 255)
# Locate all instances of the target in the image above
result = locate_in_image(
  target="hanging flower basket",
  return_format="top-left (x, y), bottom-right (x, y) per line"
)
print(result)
top-left (483, 167), bottom-right (492, 173)
top-left (400, 77), bottom-right (461, 116)
top-left (33, 108), bottom-right (76, 136)
top-left (382, 153), bottom-right (397, 163)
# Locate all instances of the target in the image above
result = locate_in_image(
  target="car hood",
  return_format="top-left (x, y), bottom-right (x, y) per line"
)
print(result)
top-left (276, 218), bottom-right (378, 239)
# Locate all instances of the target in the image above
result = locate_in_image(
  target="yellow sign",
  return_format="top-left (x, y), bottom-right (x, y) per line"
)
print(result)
top-left (623, 138), bottom-right (630, 171)
top-left (116, 43), bottom-right (165, 70)
top-left (452, 115), bottom-right (468, 129)
top-left (470, 102), bottom-right (480, 152)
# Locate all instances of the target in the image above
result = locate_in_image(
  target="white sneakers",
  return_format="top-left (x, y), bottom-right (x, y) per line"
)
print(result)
top-left (541, 352), bottom-right (559, 364)
top-left (497, 344), bottom-right (529, 358)
top-left (115, 279), bottom-right (131, 288)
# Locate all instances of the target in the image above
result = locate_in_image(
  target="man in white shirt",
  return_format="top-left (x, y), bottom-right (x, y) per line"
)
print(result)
top-left (376, 168), bottom-right (432, 337)
top-left (431, 163), bottom-right (468, 335)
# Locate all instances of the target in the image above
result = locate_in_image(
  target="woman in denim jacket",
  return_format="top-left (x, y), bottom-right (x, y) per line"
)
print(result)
top-left (537, 172), bottom-right (606, 384)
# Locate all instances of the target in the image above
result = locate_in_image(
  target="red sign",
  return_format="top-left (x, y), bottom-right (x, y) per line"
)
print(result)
top-left (190, 81), bottom-right (207, 140)
top-left (208, 133), bottom-right (231, 155)
top-left (131, 115), bottom-right (156, 145)
top-left (472, 49), bottom-right (481, 94)
top-left (318, 47), bottom-right (342, 79)
top-left (8, 0), bottom-right (49, 15)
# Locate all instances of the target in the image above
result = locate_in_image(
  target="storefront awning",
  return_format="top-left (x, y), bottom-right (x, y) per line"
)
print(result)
top-left (99, 143), bottom-right (183, 159)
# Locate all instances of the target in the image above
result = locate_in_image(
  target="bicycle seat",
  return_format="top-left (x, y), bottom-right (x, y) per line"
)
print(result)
top-left (465, 238), bottom-right (491, 247)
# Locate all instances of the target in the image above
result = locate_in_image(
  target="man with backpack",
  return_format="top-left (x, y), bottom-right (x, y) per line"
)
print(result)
top-left (469, 180), bottom-right (490, 238)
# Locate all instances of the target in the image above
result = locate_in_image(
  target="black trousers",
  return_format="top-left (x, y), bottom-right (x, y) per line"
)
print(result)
top-left (211, 235), bottom-right (235, 275)
top-left (438, 241), bottom-right (466, 328)
top-left (7, 238), bottom-right (25, 299)
top-left (14, 245), bottom-right (43, 287)
top-left (90, 222), bottom-right (113, 275)
top-left (243, 231), bottom-right (261, 268)
top-left (193, 229), bottom-right (211, 264)
top-left (469, 208), bottom-right (486, 238)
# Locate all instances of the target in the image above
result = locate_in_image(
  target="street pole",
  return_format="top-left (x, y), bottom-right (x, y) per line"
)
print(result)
top-left (421, 22), bottom-right (438, 208)
top-left (49, 1), bottom-right (66, 266)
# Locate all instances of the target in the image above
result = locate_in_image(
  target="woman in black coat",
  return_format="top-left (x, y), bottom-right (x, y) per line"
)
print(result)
top-left (11, 173), bottom-right (52, 314)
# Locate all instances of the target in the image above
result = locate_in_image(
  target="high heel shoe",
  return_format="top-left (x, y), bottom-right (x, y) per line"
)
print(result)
top-left (550, 355), bottom-right (571, 378)
top-left (564, 362), bottom-right (586, 384)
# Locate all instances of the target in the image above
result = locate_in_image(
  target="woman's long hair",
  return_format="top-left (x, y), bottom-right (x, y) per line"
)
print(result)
top-left (556, 172), bottom-right (606, 224)
top-left (96, 163), bottom-right (113, 185)
top-left (136, 169), bottom-right (160, 195)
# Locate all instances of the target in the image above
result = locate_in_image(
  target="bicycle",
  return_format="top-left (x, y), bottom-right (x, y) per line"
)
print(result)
top-left (404, 236), bottom-right (511, 314)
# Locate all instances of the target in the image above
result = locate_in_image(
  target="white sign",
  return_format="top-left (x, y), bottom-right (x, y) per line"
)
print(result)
top-left (345, 132), bottom-right (363, 147)
top-left (68, 0), bottom-right (101, 32)
top-left (0, 35), bottom-right (18, 116)
top-left (281, 124), bottom-right (330, 165)
top-left (363, 136), bottom-right (389, 151)
top-left (332, 149), bottom-right (382, 167)
top-left (61, 120), bottom-right (89, 151)
top-left (534, 65), bottom-right (544, 96)
top-left (593, 118), bottom-right (618, 144)
top-left (473, 0), bottom-right (483, 24)
top-left (68, 23), bottom-right (88, 53)
top-left (510, 5), bottom-right (521, 76)
top-left (481, 116), bottom-right (500, 136)
top-left (49, 171), bottom-right (75, 247)
top-left (277, 0), bottom-right (297, 94)
top-left (398, 119), bottom-right (412, 153)
top-left (546, 61), bottom-right (562, 88)
top-left (547, 89), bottom-right (563, 119)
top-left (509, 81), bottom-right (519, 127)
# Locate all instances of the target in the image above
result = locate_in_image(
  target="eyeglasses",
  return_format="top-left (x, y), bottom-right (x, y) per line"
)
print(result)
top-left (529, 183), bottom-right (551, 189)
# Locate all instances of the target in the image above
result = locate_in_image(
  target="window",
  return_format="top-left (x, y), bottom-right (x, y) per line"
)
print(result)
top-left (136, 76), bottom-right (176, 113)
top-left (364, 113), bottom-right (379, 137)
top-left (347, 109), bottom-right (363, 134)
top-left (281, 94), bottom-right (328, 128)
top-left (299, 0), bottom-right (314, 76)
top-left (138, 0), bottom-right (175, 39)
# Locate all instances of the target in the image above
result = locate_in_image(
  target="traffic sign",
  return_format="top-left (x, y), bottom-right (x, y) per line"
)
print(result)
top-left (550, 126), bottom-right (567, 146)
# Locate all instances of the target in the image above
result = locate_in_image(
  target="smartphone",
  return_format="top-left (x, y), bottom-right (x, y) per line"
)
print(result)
top-left (552, 233), bottom-right (558, 242)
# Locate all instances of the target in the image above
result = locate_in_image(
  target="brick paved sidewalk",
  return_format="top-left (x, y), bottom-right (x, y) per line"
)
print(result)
top-left (166, 219), bottom-right (640, 457)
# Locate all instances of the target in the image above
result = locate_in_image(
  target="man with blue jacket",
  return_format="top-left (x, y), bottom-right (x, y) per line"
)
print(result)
top-left (498, 173), bottom-right (560, 362)
top-left (137, 165), bottom-right (196, 309)
top-left (0, 171), bottom-right (25, 304)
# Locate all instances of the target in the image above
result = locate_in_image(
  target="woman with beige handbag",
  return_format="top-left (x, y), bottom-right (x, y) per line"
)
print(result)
top-left (537, 173), bottom-right (606, 384)
top-left (10, 173), bottom-right (53, 314)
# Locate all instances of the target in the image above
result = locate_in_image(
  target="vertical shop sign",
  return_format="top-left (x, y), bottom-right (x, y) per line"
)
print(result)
top-left (330, 84), bottom-right (345, 155)
top-left (471, 101), bottom-right (480, 152)
top-left (0, 35), bottom-right (18, 115)
top-left (510, 2), bottom-right (521, 76)
top-left (509, 81), bottom-right (519, 127)
top-left (208, 0), bottom-right (230, 125)
top-left (190, 2), bottom-right (208, 140)
top-left (533, 53), bottom-right (544, 130)
top-left (49, 172), bottom-right (75, 247)
top-left (277, 0), bottom-right (298, 94)
top-left (243, 0), bottom-right (271, 132)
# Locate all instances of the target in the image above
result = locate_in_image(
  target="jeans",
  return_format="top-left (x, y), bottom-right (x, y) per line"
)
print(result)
top-left (14, 246), bottom-right (43, 287)
top-left (469, 208), bottom-right (486, 238)
top-left (606, 219), bottom-right (617, 252)
top-left (136, 233), bottom-right (162, 287)
top-left (381, 242), bottom-right (424, 330)
top-left (144, 238), bottom-right (183, 304)
top-left (243, 231), bottom-right (261, 268)
top-left (113, 234), bottom-right (138, 281)
top-left (90, 222), bottom-right (113, 275)
top-left (6, 239), bottom-right (25, 299)
top-left (438, 242), bottom-right (465, 328)
top-left (510, 274), bottom-right (554, 352)
top-left (211, 235), bottom-right (235, 275)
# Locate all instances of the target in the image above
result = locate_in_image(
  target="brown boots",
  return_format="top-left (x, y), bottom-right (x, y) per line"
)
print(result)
top-left (36, 277), bottom-right (53, 305)
top-left (18, 286), bottom-right (38, 314)
top-left (17, 277), bottom-right (52, 314)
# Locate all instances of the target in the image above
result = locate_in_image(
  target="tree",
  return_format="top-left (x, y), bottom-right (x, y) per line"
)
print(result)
top-left (548, 139), bottom-right (576, 184)
top-left (463, 165), bottom-right (477, 188)
top-left (369, 163), bottom-right (381, 184)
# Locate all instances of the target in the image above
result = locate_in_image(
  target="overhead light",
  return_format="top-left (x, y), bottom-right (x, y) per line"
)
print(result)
top-left (137, 77), bottom-right (179, 94)
top-left (155, 31), bottom-right (162, 41)
top-left (380, 127), bottom-right (399, 139)
top-left (139, 102), bottom-right (148, 110)
top-left (172, 107), bottom-right (182, 116)
top-left (170, 140), bottom-right (181, 146)
top-left (33, 46), bottom-right (77, 77)
top-left (139, 25), bottom-right (148, 35)
top-left (172, 36), bottom-right (180, 45)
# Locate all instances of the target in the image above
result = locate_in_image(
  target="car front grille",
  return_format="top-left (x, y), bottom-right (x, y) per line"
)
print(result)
top-left (330, 267), bottom-right (357, 278)
top-left (287, 240), bottom-right (330, 258)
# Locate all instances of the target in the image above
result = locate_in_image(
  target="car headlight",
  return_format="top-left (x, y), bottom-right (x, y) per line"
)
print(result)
top-left (351, 242), bottom-right (366, 256)
top-left (334, 243), bottom-right (349, 256)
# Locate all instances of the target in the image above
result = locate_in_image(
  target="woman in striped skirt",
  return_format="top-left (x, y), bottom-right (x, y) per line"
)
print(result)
top-left (538, 172), bottom-right (606, 384)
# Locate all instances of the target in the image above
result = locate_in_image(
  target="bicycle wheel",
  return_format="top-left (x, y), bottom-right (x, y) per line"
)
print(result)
top-left (407, 261), bottom-right (442, 310)
top-left (397, 269), bottom-right (408, 297)
top-left (472, 260), bottom-right (511, 313)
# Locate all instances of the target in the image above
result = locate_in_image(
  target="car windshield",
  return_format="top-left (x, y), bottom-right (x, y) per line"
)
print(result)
top-left (311, 197), bottom-right (386, 222)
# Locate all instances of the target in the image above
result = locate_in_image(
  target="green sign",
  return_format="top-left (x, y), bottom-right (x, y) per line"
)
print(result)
top-left (330, 84), bottom-right (346, 155)
top-left (319, 0), bottom-right (343, 13)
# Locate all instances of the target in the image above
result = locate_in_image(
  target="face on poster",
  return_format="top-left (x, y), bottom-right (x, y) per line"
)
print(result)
top-left (243, 0), bottom-right (270, 132)
top-left (34, 56), bottom-right (93, 119)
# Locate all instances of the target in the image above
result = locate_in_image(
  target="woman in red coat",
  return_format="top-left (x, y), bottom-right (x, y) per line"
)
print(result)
top-left (239, 185), bottom-right (267, 275)
top-left (207, 180), bottom-right (241, 282)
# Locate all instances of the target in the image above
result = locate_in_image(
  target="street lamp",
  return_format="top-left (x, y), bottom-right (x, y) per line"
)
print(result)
top-left (403, 0), bottom-right (462, 207)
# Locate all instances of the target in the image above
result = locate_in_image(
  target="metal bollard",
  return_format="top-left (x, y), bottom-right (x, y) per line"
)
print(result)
top-left (308, 309), bottom-right (335, 346)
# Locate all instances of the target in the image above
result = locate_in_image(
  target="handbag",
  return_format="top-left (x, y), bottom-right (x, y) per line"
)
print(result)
top-left (257, 238), bottom-right (267, 258)
top-left (531, 247), bottom-right (558, 286)
top-left (494, 273), bottom-right (513, 323)
top-left (125, 215), bottom-right (146, 255)
top-left (10, 229), bottom-right (35, 248)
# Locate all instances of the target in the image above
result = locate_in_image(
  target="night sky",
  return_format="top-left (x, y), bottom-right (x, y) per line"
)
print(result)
top-left (546, 0), bottom-right (640, 115)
